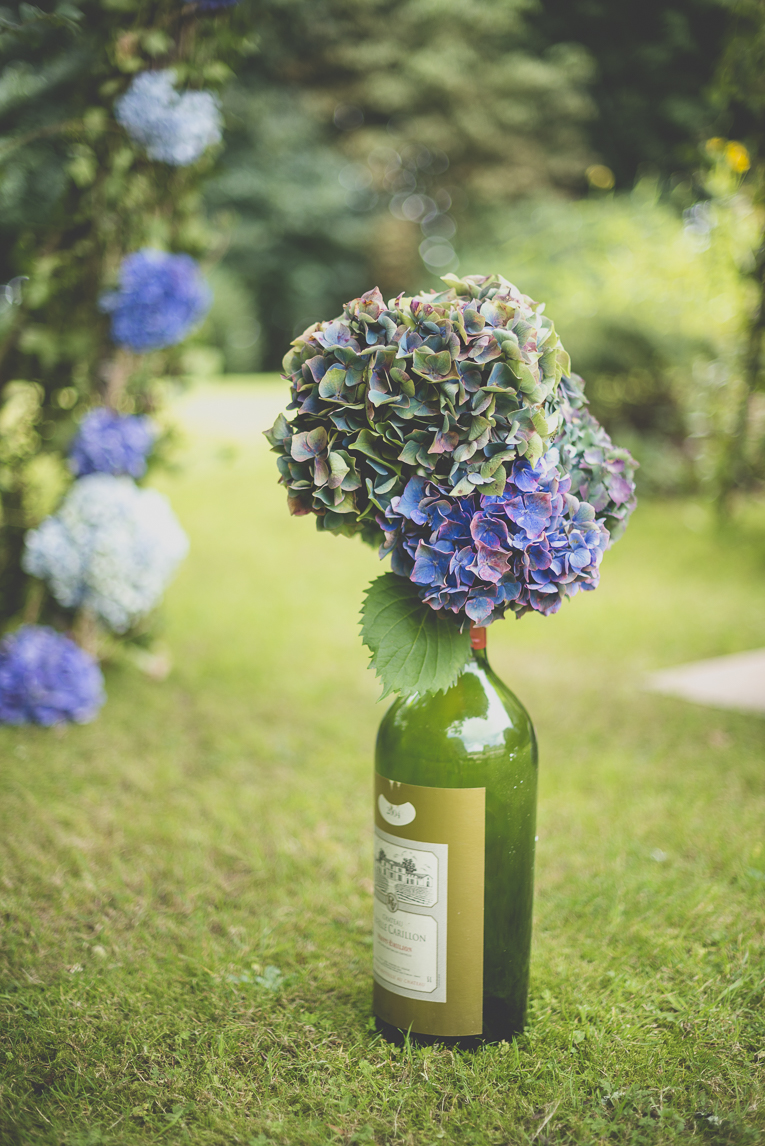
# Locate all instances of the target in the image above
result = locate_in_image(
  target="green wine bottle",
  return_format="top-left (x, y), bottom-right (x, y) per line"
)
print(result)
top-left (373, 625), bottom-right (538, 1041)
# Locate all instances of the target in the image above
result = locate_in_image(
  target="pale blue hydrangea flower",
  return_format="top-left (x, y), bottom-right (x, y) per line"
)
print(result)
top-left (23, 474), bottom-right (189, 633)
top-left (115, 69), bottom-right (223, 167)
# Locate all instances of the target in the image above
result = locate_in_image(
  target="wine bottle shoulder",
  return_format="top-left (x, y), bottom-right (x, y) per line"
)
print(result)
top-left (375, 657), bottom-right (537, 789)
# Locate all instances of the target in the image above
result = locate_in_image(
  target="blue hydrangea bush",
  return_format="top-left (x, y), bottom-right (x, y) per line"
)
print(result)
top-left (0, 1), bottom-right (242, 726)
top-left (100, 248), bottom-right (212, 353)
top-left (69, 408), bottom-right (156, 478)
top-left (115, 70), bottom-right (223, 167)
top-left (268, 274), bottom-right (637, 691)
top-left (23, 474), bottom-right (189, 634)
top-left (0, 625), bottom-right (105, 725)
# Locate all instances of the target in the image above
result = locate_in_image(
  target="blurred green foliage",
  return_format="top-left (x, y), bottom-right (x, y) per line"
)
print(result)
top-left (202, 0), bottom-right (765, 501)
top-left (206, 0), bottom-right (738, 371)
top-left (205, 78), bottom-right (372, 373)
top-left (207, 0), bottom-right (597, 367)
top-left (464, 172), bottom-right (763, 493)
top-left (709, 0), bottom-right (765, 502)
top-left (532, 0), bottom-right (729, 188)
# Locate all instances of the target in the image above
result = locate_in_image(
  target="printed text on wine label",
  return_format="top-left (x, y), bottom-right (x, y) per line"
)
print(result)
top-left (373, 902), bottom-right (438, 993)
top-left (378, 795), bottom-right (416, 826)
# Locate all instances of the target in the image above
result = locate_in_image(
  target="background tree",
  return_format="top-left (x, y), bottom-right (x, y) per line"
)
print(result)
top-left (707, 0), bottom-right (765, 502)
top-left (532, 0), bottom-right (729, 187)
top-left (207, 0), bottom-right (597, 368)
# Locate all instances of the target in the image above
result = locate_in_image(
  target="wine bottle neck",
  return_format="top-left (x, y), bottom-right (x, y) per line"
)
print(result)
top-left (469, 624), bottom-right (489, 669)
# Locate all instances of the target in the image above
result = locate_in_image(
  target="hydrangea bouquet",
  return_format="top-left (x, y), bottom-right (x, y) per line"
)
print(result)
top-left (267, 274), bottom-right (636, 696)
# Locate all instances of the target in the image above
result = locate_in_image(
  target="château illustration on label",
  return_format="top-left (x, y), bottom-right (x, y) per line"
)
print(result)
top-left (373, 627), bottom-right (538, 1039)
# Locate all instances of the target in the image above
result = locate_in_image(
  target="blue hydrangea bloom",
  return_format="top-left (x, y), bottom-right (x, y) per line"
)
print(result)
top-left (69, 408), bottom-right (156, 479)
top-left (195, 0), bottom-right (239, 8)
top-left (380, 453), bottom-right (606, 624)
top-left (100, 249), bottom-right (212, 352)
top-left (378, 378), bottom-right (637, 625)
top-left (0, 625), bottom-right (105, 726)
top-left (23, 474), bottom-right (189, 634)
top-left (115, 70), bottom-right (222, 166)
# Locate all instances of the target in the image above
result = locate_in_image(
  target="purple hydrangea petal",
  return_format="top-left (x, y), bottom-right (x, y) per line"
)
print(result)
top-left (395, 476), bottom-right (429, 524)
top-left (526, 542), bottom-right (552, 571)
top-left (411, 542), bottom-right (453, 588)
top-left (569, 547), bottom-right (592, 571)
top-left (504, 493), bottom-right (553, 538)
top-left (474, 543), bottom-right (511, 584)
top-left (608, 475), bottom-right (634, 505)
top-left (464, 592), bottom-right (498, 624)
top-left (498, 578), bottom-right (522, 602)
top-left (469, 512), bottom-right (509, 550)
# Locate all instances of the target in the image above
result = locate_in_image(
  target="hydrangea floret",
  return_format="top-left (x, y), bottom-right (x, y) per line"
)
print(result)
top-left (267, 274), bottom-right (637, 692)
top-left (23, 474), bottom-right (189, 633)
top-left (100, 248), bottom-right (212, 353)
top-left (69, 408), bottom-right (156, 478)
top-left (115, 70), bottom-right (223, 167)
top-left (0, 625), bottom-right (105, 725)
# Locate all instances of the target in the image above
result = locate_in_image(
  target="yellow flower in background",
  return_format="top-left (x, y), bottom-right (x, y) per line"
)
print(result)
top-left (705, 137), bottom-right (726, 155)
top-left (704, 138), bottom-right (750, 175)
top-left (586, 164), bottom-right (615, 190)
top-left (724, 141), bottom-right (750, 173)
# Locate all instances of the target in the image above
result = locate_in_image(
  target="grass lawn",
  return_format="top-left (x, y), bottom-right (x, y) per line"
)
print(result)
top-left (1, 380), bottom-right (764, 1146)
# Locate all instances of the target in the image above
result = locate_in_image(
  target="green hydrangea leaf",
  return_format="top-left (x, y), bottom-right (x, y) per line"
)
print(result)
top-left (360, 573), bottom-right (471, 699)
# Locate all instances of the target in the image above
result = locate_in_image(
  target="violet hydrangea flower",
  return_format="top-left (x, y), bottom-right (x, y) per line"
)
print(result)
top-left (377, 375), bottom-right (636, 625)
top-left (115, 70), bottom-right (223, 167)
top-left (69, 408), bottom-right (156, 479)
top-left (0, 625), bottom-right (105, 725)
top-left (22, 474), bottom-right (189, 633)
top-left (379, 452), bottom-right (607, 624)
top-left (100, 249), bottom-right (212, 353)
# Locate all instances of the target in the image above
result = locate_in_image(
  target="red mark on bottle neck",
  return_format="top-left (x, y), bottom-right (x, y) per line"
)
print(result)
top-left (470, 624), bottom-right (487, 650)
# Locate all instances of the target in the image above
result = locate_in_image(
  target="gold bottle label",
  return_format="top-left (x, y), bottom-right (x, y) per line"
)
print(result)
top-left (373, 773), bottom-right (486, 1037)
